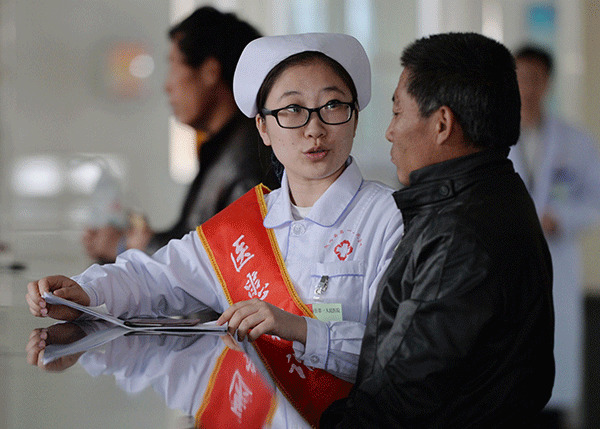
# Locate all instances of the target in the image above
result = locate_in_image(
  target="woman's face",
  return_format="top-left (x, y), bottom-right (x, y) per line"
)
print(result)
top-left (256, 60), bottom-right (357, 191)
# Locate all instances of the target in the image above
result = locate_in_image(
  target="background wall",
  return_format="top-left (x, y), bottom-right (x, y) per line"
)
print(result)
top-left (582, 0), bottom-right (600, 290)
top-left (0, 0), bottom-right (177, 269)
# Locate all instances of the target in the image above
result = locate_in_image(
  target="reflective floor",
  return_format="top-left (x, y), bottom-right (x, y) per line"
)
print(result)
top-left (0, 259), bottom-right (185, 429)
top-left (0, 257), bottom-right (310, 429)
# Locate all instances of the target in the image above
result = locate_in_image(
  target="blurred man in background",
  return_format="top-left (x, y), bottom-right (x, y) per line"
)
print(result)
top-left (510, 45), bottom-right (600, 427)
top-left (83, 6), bottom-right (277, 263)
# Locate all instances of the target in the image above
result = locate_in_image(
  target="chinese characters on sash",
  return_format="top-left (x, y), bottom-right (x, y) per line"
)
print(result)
top-left (231, 235), bottom-right (270, 300)
top-left (196, 347), bottom-right (276, 428)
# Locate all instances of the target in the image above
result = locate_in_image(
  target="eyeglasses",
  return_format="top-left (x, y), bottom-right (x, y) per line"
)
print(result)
top-left (261, 101), bottom-right (356, 129)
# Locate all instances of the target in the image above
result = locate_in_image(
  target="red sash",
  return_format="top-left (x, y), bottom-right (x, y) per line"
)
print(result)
top-left (195, 345), bottom-right (277, 428)
top-left (197, 185), bottom-right (353, 427)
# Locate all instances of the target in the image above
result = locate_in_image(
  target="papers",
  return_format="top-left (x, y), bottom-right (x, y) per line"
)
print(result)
top-left (41, 292), bottom-right (227, 333)
top-left (41, 320), bottom-right (226, 365)
top-left (43, 292), bottom-right (125, 326)
top-left (42, 322), bottom-right (127, 365)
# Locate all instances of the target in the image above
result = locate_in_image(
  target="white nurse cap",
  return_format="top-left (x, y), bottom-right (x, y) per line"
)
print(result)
top-left (233, 32), bottom-right (371, 118)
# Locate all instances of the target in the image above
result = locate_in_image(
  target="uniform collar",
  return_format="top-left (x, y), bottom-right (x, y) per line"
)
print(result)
top-left (264, 157), bottom-right (363, 228)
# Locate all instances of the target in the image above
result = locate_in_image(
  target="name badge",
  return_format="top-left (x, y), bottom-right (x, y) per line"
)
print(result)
top-left (312, 303), bottom-right (343, 322)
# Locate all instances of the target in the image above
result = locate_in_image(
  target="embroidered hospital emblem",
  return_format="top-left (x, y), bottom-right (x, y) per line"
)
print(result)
top-left (324, 229), bottom-right (362, 253)
top-left (334, 240), bottom-right (353, 261)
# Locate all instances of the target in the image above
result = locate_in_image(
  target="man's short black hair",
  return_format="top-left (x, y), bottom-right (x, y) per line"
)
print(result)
top-left (400, 32), bottom-right (521, 151)
top-left (514, 44), bottom-right (554, 75)
top-left (168, 6), bottom-right (261, 90)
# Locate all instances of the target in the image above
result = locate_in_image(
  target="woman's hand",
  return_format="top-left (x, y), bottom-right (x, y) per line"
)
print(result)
top-left (125, 213), bottom-right (154, 251)
top-left (26, 324), bottom-right (86, 371)
top-left (25, 275), bottom-right (90, 321)
top-left (82, 226), bottom-right (123, 262)
top-left (217, 299), bottom-right (307, 344)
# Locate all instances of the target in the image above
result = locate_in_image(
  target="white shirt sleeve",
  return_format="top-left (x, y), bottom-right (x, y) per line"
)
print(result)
top-left (77, 230), bottom-right (227, 319)
top-left (78, 333), bottom-right (224, 415)
top-left (292, 317), bottom-right (365, 383)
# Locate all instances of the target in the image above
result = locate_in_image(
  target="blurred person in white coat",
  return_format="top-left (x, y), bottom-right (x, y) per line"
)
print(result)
top-left (510, 44), bottom-right (600, 425)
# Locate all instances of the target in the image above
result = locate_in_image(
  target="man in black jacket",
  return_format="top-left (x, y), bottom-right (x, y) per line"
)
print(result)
top-left (322, 32), bottom-right (554, 428)
top-left (82, 7), bottom-right (277, 262)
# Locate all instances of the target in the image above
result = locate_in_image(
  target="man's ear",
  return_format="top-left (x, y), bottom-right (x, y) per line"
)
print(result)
top-left (198, 57), bottom-right (222, 86)
top-left (256, 115), bottom-right (272, 147)
top-left (434, 105), bottom-right (455, 145)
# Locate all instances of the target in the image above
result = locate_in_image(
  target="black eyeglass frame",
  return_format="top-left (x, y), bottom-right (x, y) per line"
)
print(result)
top-left (260, 101), bottom-right (357, 129)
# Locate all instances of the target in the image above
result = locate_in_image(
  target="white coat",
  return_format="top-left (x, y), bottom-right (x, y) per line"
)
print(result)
top-left (509, 116), bottom-right (600, 409)
top-left (76, 158), bottom-right (404, 384)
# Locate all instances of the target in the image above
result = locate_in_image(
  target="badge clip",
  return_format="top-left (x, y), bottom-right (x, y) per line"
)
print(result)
top-left (315, 275), bottom-right (329, 295)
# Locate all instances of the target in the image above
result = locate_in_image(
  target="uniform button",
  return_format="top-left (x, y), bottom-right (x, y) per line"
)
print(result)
top-left (292, 223), bottom-right (306, 235)
top-left (310, 355), bottom-right (320, 364)
top-left (438, 185), bottom-right (450, 196)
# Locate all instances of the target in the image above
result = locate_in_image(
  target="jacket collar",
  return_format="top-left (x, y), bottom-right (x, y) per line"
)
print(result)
top-left (264, 157), bottom-right (363, 228)
top-left (393, 149), bottom-right (514, 212)
top-left (199, 113), bottom-right (246, 162)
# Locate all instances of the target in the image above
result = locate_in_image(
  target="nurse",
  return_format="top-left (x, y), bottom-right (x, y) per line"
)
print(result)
top-left (26, 33), bottom-right (403, 426)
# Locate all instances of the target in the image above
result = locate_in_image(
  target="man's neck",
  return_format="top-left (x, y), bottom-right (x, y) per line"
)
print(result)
top-left (200, 87), bottom-right (239, 136)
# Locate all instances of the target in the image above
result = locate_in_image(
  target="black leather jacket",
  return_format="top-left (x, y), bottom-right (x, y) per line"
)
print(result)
top-left (147, 114), bottom-right (277, 253)
top-left (323, 150), bottom-right (554, 428)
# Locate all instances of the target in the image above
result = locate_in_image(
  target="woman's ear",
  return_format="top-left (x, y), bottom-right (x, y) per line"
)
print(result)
top-left (256, 115), bottom-right (272, 147)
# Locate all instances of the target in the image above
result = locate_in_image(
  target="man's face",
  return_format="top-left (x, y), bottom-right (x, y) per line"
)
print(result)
top-left (386, 69), bottom-right (438, 186)
top-left (516, 58), bottom-right (549, 116)
top-left (164, 40), bottom-right (214, 130)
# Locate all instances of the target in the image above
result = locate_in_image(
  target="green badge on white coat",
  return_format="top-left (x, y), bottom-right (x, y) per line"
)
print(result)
top-left (312, 303), bottom-right (343, 322)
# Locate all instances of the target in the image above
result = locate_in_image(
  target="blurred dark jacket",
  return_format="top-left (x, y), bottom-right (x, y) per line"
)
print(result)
top-left (147, 113), bottom-right (277, 253)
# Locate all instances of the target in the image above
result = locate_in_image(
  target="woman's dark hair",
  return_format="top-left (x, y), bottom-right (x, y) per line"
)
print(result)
top-left (256, 51), bottom-right (359, 181)
top-left (400, 32), bottom-right (521, 151)
top-left (256, 51), bottom-right (358, 114)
